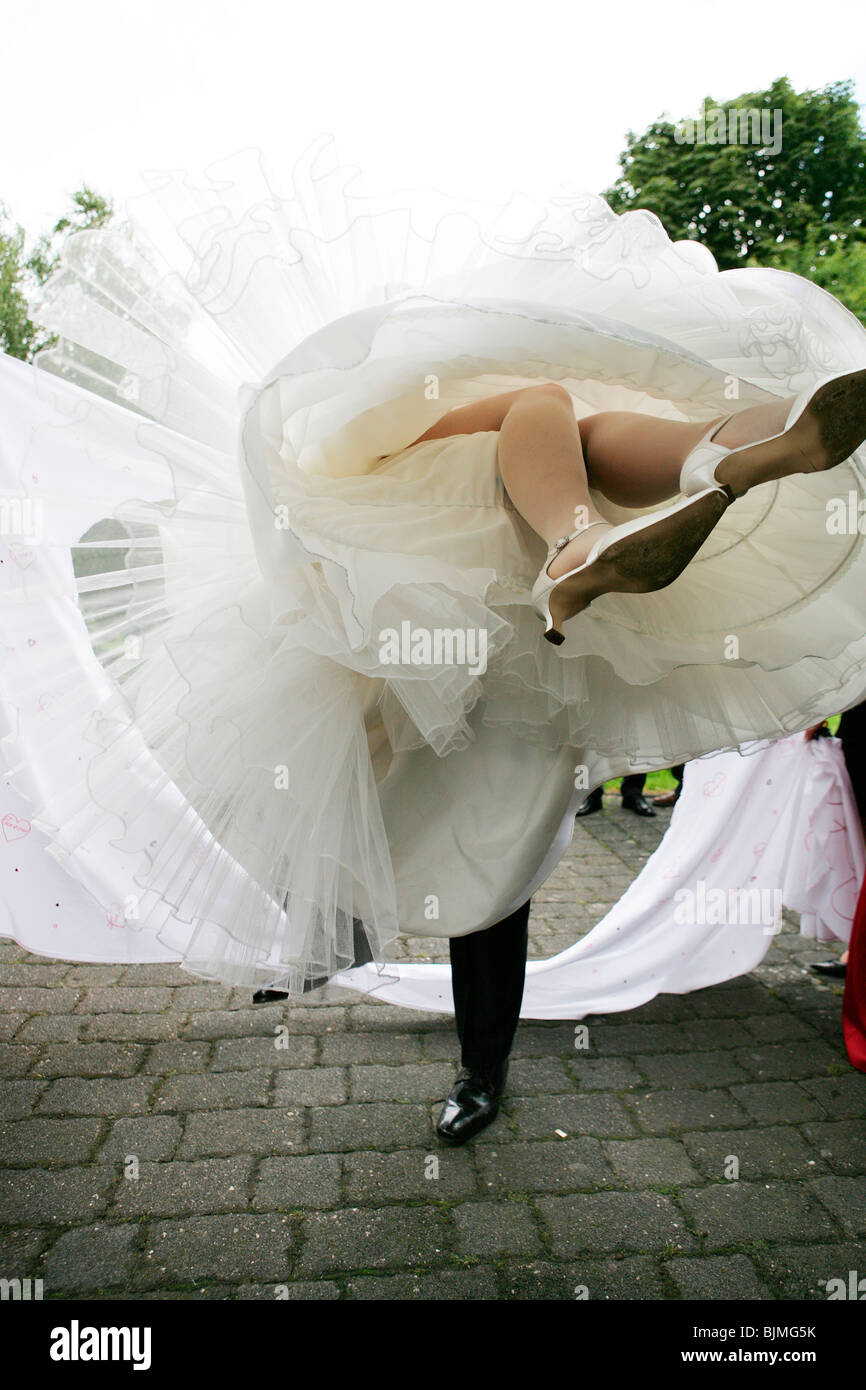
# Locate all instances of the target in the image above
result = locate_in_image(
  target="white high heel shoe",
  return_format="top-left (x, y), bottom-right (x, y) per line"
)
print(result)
top-left (680, 369), bottom-right (866, 498)
top-left (531, 483), bottom-right (731, 646)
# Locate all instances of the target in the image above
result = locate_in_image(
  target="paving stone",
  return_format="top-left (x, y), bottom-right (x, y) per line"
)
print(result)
top-left (0, 1228), bottom-right (49, 1277)
top-left (808, 1176), bottom-right (866, 1236)
top-left (799, 1074), bottom-right (866, 1119)
top-left (0, 1079), bottom-right (47, 1120)
top-left (666, 1254), bottom-right (773, 1300)
top-left (138, 1214), bottom-right (294, 1285)
top-left (35, 1077), bottom-right (155, 1116)
top-left (347, 1062), bottom-right (453, 1103)
top-left (686, 986), bottom-right (783, 1018)
top-left (679, 1181), bottom-right (841, 1247)
top-left (253, 1155), bottom-right (342, 1210)
top-left (537, 1192), bottom-right (694, 1256)
top-left (211, 1035), bottom-right (317, 1071)
top-left (682, 1126), bottom-right (826, 1181)
top-left (0, 987), bottom-right (81, 1014)
top-left (589, 1023), bottom-right (694, 1056)
top-left (734, 1040), bottom-right (842, 1081)
top-left (2, 797), bottom-right (859, 1301)
top-left (503, 1056), bottom-right (575, 1096)
top-left (0, 1043), bottom-right (41, 1077)
top-left (603, 1138), bottom-right (700, 1187)
top-left (14, 1015), bottom-right (83, 1043)
top-left (272, 1067), bottom-right (348, 1106)
top-left (503, 1256), bottom-right (666, 1300)
top-left (477, 1138), bottom-right (611, 1193)
top-left (620, 995), bottom-right (697, 1024)
top-left (0, 1116), bottom-right (103, 1165)
top-left (82, 1014), bottom-right (177, 1042)
top-left (309, 1102), bottom-right (431, 1152)
top-left (0, 1013), bottom-right (27, 1040)
top-left (344, 1148), bottom-right (477, 1203)
top-left (755, 1242), bottom-right (866, 1300)
top-left (0, 1165), bottom-right (115, 1225)
top-left (742, 1014), bottom-right (820, 1043)
top-left (112, 1158), bottom-right (252, 1216)
top-left (44, 1223), bottom-right (139, 1290)
top-left (509, 1094), bottom-right (634, 1140)
top-left (144, 1042), bottom-right (212, 1073)
top-left (510, 1024), bottom-right (584, 1058)
top-left (76, 987), bottom-right (172, 1014)
top-left (346, 1004), bottom-right (452, 1033)
top-left (98, 1117), bottom-right (183, 1163)
top-left (568, 1057), bottom-right (644, 1090)
top-left (320, 1032), bottom-right (423, 1066)
top-left (678, 1020), bottom-right (753, 1052)
top-left (415, 1031), bottom-right (461, 1061)
top-left (178, 1108), bottom-right (305, 1158)
top-left (452, 1200), bottom-right (541, 1257)
top-left (29, 1042), bottom-right (147, 1078)
top-left (169, 985), bottom-right (234, 1012)
top-left (633, 1052), bottom-right (750, 1088)
top-left (181, 1008), bottom-right (287, 1040)
top-left (629, 1088), bottom-right (750, 1134)
top-left (235, 1280), bottom-right (341, 1299)
top-left (117, 964), bottom-right (192, 986)
top-left (346, 1268), bottom-right (498, 1299)
top-left (155, 1071), bottom-right (269, 1112)
top-left (0, 963), bottom-right (70, 986)
top-left (63, 965), bottom-right (126, 985)
top-left (801, 1120), bottom-right (866, 1175)
top-left (135, 1284), bottom-right (234, 1300)
top-left (297, 1206), bottom-right (443, 1275)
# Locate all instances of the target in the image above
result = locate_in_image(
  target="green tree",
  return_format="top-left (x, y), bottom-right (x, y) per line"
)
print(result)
top-left (0, 184), bottom-right (113, 361)
top-left (603, 76), bottom-right (866, 275)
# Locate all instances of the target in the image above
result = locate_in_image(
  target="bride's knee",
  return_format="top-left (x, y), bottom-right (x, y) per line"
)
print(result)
top-left (515, 381), bottom-right (574, 413)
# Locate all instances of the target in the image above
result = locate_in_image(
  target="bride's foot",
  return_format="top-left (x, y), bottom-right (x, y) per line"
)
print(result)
top-left (545, 518), bottom-right (614, 579)
top-left (532, 489), bottom-right (730, 643)
top-left (708, 370), bottom-right (866, 498)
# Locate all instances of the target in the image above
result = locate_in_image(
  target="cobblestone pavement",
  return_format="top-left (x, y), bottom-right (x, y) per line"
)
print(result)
top-left (1, 795), bottom-right (863, 1301)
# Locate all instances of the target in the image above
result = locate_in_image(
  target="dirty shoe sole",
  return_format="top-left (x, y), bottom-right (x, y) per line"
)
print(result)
top-left (721, 369), bottom-right (866, 495)
top-left (545, 489), bottom-right (729, 643)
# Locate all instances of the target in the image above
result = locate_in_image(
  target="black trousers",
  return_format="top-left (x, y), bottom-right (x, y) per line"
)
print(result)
top-left (838, 700), bottom-right (866, 821)
top-left (448, 898), bottom-right (530, 1073)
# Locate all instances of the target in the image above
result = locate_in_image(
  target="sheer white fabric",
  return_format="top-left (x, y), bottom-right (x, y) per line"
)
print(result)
top-left (3, 133), bottom-right (866, 993)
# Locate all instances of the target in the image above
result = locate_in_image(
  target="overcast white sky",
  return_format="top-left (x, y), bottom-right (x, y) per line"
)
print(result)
top-left (4, 0), bottom-right (866, 235)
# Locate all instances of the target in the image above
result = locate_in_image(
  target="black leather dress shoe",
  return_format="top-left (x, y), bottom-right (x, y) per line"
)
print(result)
top-left (810, 960), bottom-right (847, 978)
top-left (576, 789), bottom-right (604, 817)
top-left (435, 1061), bottom-right (508, 1145)
top-left (621, 793), bottom-right (657, 818)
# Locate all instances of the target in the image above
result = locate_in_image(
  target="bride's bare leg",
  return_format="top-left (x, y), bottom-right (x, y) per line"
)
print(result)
top-left (497, 384), bottom-right (613, 576)
top-left (577, 399), bottom-right (795, 508)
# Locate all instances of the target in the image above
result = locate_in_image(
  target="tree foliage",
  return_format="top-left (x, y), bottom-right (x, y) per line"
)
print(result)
top-left (603, 76), bottom-right (866, 319)
top-left (0, 185), bottom-right (113, 361)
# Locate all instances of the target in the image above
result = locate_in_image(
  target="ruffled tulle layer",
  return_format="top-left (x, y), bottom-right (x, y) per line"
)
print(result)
top-left (3, 133), bottom-right (866, 990)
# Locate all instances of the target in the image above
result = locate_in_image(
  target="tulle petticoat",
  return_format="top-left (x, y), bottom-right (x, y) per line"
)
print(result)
top-left (2, 132), bottom-right (866, 992)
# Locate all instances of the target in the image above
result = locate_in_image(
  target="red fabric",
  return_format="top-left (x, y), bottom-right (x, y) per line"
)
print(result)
top-left (843, 870), bottom-right (866, 1071)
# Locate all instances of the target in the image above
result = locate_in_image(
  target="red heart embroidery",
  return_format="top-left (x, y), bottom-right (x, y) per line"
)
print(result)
top-left (2, 814), bottom-right (31, 841)
top-left (9, 544), bottom-right (35, 569)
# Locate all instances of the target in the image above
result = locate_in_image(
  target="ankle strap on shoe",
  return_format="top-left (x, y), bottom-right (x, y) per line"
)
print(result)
top-left (547, 520), bottom-right (609, 557)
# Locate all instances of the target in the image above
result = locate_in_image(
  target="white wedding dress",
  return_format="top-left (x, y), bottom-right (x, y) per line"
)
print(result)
top-left (3, 133), bottom-right (866, 996)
